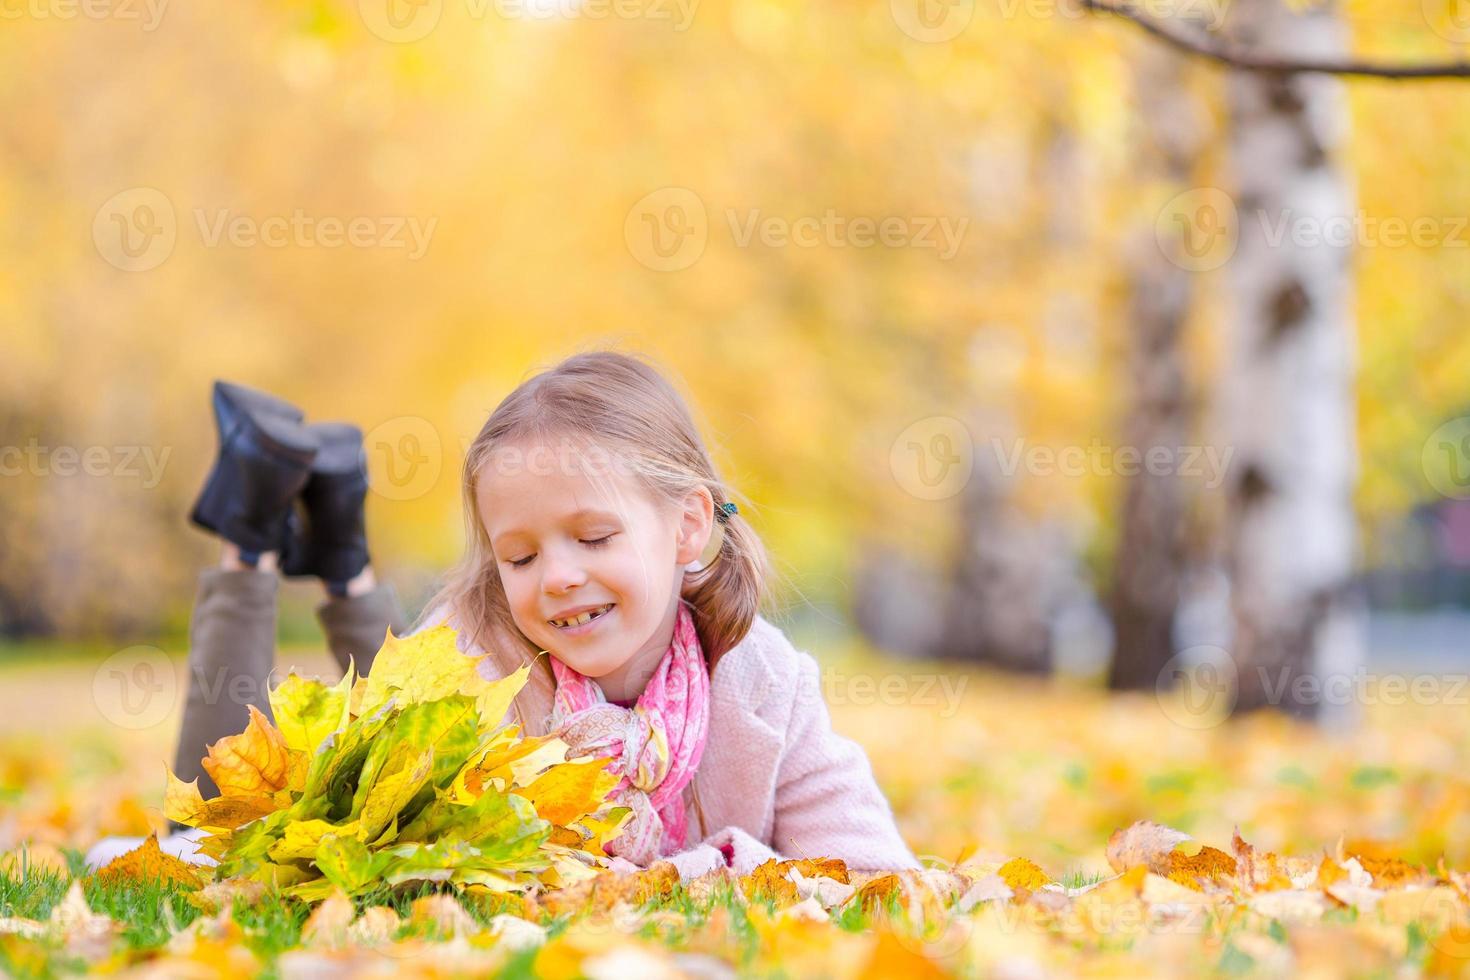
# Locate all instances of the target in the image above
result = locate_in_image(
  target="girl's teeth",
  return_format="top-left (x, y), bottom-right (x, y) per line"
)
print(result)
top-left (553, 604), bottom-right (612, 628)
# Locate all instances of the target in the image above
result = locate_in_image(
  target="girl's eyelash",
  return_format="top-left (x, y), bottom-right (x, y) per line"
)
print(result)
top-left (507, 534), bottom-right (614, 568)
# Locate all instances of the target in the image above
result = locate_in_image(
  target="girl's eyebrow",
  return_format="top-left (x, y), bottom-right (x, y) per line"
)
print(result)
top-left (491, 508), bottom-right (621, 547)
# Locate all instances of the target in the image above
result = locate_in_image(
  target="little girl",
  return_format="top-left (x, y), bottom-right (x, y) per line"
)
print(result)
top-left (406, 350), bottom-right (918, 876)
top-left (88, 351), bottom-right (918, 877)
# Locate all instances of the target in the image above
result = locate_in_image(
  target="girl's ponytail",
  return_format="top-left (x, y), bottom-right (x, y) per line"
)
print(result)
top-left (682, 489), bottom-right (770, 667)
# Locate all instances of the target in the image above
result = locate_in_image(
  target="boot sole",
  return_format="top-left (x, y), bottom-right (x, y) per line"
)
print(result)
top-left (189, 381), bottom-right (319, 551)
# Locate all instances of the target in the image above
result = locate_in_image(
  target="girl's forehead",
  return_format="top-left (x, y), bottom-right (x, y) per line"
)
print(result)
top-left (476, 440), bottom-right (649, 532)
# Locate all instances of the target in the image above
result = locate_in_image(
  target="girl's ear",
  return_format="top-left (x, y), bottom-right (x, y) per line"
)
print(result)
top-left (675, 486), bottom-right (715, 566)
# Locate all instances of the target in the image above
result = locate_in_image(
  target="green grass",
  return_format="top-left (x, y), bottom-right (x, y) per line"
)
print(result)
top-left (0, 850), bottom-right (70, 919)
top-left (1058, 867), bottom-right (1110, 890)
top-left (0, 863), bottom-right (785, 976)
top-left (5, 860), bottom-right (1463, 978)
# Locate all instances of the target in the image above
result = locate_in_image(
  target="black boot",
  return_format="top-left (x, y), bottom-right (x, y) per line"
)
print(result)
top-left (189, 381), bottom-right (320, 554)
top-left (280, 422), bottom-right (371, 587)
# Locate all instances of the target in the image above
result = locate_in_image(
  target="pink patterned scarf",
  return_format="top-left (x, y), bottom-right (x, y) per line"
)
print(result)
top-left (548, 599), bottom-right (710, 865)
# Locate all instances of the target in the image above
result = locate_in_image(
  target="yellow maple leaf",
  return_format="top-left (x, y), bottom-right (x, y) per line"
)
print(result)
top-left (1167, 843), bottom-right (1237, 890)
top-left (164, 765), bottom-right (285, 830)
top-left (998, 857), bottom-right (1051, 891)
top-left (90, 834), bottom-right (208, 891)
top-left (452, 731), bottom-right (568, 802)
top-left (1106, 820), bottom-right (1191, 875)
top-left (359, 624), bottom-right (530, 726)
top-left (269, 670), bottom-right (352, 755)
top-left (538, 862), bottom-right (681, 917)
top-left (745, 858), bottom-right (849, 907)
top-left (201, 705), bottom-right (292, 798)
top-left (865, 928), bottom-right (951, 979)
top-left (360, 748), bottom-right (433, 842)
top-left (565, 806), bottom-right (634, 858)
top-left (164, 766), bottom-right (208, 826)
top-left (518, 758), bottom-right (620, 826)
top-left (267, 819), bottom-right (357, 864)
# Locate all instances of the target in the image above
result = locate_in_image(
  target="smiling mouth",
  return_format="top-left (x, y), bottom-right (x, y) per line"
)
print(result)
top-left (548, 603), bottom-right (615, 629)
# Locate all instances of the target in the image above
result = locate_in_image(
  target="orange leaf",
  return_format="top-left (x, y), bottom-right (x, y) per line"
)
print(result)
top-left (90, 834), bottom-right (207, 891)
top-left (1106, 820), bottom-right (1190, 875)
top-left (519, 758), bottom-right (620, 826)
top-left (201, 705), bottom-right (292, 799)
top-left (998, 857), bottom-right (1050, 891)
top-left (1167, 844), bottom-right (1237, 889)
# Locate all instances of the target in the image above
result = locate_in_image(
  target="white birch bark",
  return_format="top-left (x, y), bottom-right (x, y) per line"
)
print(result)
top-left (1218, 0), bottom-right (1364, 722)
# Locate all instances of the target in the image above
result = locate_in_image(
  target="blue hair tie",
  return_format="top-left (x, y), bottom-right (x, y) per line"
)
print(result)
top-left (716, 501), bottom-right (738, 524)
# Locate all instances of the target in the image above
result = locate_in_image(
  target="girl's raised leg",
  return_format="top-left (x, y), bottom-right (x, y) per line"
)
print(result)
top-left (171, 546), bottom-right (282, 800)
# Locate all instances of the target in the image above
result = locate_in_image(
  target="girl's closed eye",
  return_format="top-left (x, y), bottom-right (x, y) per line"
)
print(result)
top-left (506, 534), bottom-right (616, 568)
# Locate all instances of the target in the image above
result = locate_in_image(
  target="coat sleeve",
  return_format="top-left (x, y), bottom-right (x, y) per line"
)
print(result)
top-left (665, 826), bottom-right (780, 879)
top-left (765, 648), bottom-right (921, 872)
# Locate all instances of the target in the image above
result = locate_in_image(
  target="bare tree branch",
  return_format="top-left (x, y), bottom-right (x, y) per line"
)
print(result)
top-left (1080, 0), bottom-right (1470, 79)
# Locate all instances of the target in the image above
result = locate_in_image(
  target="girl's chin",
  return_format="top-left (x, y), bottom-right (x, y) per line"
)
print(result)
top-left (553, 653), bottom-right (629, 679)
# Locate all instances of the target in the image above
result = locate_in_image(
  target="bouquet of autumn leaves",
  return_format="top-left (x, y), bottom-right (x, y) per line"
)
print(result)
top-left (164, 625), bottom-right (632, 904)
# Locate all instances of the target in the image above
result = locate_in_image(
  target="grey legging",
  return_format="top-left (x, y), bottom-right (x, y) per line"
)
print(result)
top-left (171, 568), bottom-right (406, 809)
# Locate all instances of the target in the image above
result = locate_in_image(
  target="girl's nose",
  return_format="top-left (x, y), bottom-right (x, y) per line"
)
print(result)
top-left (540, 548), bottom-right (587, 594)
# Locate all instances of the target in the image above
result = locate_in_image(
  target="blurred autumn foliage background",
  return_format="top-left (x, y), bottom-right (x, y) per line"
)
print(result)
top-left (9, 3), bottom-right (1470, 949)
top-left (2, 0), bottom-right (1470, 716)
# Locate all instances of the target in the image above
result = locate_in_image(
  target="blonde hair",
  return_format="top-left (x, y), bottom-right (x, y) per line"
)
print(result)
top-left (413, 349), bottom-right (773, 734)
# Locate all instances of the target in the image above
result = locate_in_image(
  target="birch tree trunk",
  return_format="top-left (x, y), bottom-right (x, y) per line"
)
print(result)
top-left (1219, 0), bottom-right (1363, 720)
top-left (931, 455), bottom-right (1059, 674)
top-left (1107, 45), bottom-right (1208, 691)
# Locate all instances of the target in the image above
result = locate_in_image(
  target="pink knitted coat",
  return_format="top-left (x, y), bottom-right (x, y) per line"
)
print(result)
top-left (413, 606), bottom-right (920, 879)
